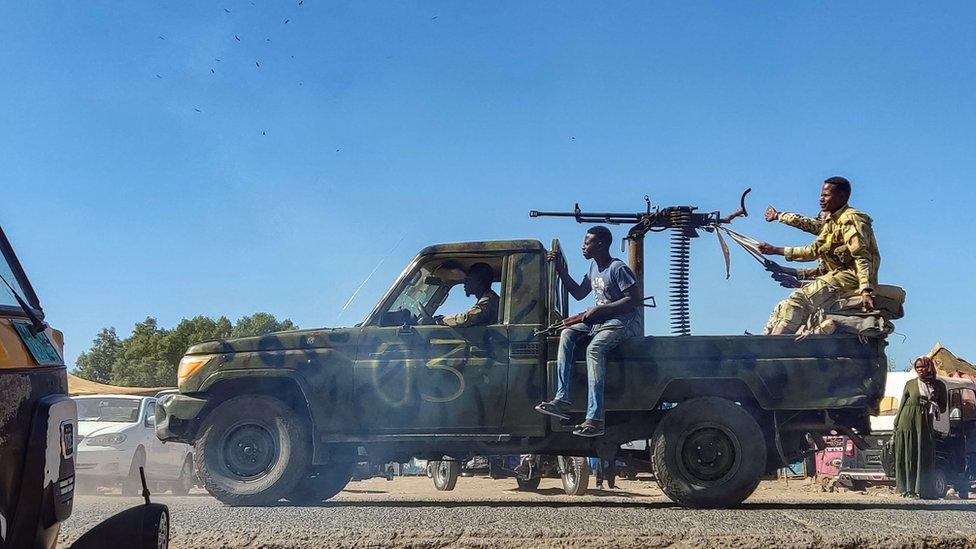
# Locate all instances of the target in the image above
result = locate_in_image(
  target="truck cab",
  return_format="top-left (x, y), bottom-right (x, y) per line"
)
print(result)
top-left (158, 238), bottom-right (888, 508)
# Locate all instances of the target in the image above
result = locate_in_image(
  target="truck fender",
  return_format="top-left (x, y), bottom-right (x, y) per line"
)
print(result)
top-left (197, 369), bottom-right (325, 464)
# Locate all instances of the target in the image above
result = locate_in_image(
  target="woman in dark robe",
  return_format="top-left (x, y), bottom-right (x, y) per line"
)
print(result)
top-left (894, 356), bottom-right (948, 498)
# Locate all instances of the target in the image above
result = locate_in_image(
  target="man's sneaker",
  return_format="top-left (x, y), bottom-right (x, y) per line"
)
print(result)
top-left (572, 420), bottom-right (605, 438)
top-left (535, 399), bottom-right (572, 420)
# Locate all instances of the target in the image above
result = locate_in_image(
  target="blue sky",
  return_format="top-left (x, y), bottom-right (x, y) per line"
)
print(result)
top-left (1, 2), bottom-right (974, 371)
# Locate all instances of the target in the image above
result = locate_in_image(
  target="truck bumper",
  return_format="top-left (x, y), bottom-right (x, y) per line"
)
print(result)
top-left (155, 393), bottom-right (208, 444)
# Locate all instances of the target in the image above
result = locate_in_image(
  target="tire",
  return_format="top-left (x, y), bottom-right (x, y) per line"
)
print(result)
top-left (194, 395), bottom-right (312, 506)
top-left (430, 460), bottom-right (460, 491)
top-left (516, 477), bottom-right (541, 491)
top-left (170, 455), bottom-right (195, 496)
top-left (284, 462), bottom-right (356, 504)
top-left (931, 467), bottom-right (949, 499)
top-left (122, 447), bottom-right (147, 496)
top-left (956, 474), bottom-right (970, 500)
top-left (560, 456), bottom-right (590, 496)
top-left (651, 397), bottom-right (766, 509)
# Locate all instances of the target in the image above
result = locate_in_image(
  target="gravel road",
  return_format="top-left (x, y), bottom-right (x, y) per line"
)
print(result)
top-left (59, 477), bottom-right (976, 548)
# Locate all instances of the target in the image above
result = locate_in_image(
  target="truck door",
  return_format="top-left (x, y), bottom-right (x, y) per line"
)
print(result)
top-left (354, 255), bottom-right (510, 433)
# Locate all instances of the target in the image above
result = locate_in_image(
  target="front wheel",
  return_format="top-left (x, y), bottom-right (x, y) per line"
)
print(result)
top-left (652, 397), bottom-right (766, 508)
top-left (559, 456), bottom-right (590, 496)
top-left (194, 395), bottom-right (312, 506)
top-left (285, 462), bottom-right (356, 504)
top-left (430, 460), bottom-right (460, 491)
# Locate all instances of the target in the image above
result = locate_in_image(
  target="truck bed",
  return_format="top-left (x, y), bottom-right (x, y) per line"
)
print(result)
top-left (551, 334), bottom-right (887, 416)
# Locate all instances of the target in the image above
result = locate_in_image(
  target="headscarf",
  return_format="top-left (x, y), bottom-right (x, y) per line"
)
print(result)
top-left (914, 356), bottom-right (936, 381)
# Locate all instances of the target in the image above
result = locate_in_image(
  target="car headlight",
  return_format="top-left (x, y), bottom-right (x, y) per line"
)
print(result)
top-left (87, 433), bottom-right (127, 446)
top-left (178, 355), bottom-right (214, 386)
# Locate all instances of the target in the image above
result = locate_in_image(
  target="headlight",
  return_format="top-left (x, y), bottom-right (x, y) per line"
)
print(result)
top-left (178, 355), bottom-right (214, 386)
top-left (87, 433), bottom-right (127, 446)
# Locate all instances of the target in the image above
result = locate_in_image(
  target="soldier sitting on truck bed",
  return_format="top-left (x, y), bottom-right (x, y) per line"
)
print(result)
top-left (535, 226), bottom-right (641, 437)
top-left (758, 176), bottom-right (882, 335)
top-left (432, 262), bottom-right (499, 327)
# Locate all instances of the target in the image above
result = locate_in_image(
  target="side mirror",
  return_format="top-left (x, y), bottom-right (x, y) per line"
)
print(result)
top-left (950, 407), bottom-right (962, 421)
top-left (145, 416), bottom-right (156, 428)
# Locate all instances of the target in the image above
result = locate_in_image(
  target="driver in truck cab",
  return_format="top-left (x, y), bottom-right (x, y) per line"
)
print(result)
top-left (433, 262), bottom-right (499, 327)
top-left (535, 226), bottom-right (641, 437)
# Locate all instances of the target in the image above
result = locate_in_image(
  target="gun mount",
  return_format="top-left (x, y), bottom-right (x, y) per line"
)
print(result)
top-left (530, 189), bottom-right (751, 336)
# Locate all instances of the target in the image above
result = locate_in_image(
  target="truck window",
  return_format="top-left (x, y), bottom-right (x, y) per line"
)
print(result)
top-left (376, 255), bottom-right (505, 326)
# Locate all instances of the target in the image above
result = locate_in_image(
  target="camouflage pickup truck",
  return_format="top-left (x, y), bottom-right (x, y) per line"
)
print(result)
top-left (156, 239), bottom-right (887, 508)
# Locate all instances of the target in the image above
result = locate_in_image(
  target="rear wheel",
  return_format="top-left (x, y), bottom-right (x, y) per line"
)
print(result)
top-left (931, 467), bottom-right (949, 499)
top-left (430, 460), bottom-right (460, 491)
top-left (652, 397), bottom-right (766, 508)
top-left (285, 462), bottom-right (356, 504)
top-left (194, 395), bottom-right (312, 505)
top-left (170, 455), bottom-right (195, 495)
top-left (560, 456), bottom-right (590, 496)
top-left (515, 477), bottom-right (541, 491)
top-left (122, 447), bottom-right (146, 496)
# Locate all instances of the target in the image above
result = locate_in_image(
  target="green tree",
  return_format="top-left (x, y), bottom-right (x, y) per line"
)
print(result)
top-left (78, 313), bottom-right (298, 388)
top-left (111, 317), bottom-right (173, 386)
top-left (231, 313), bottom-right (297, 338)
top-left (74, 327), bottom-right (121, 384)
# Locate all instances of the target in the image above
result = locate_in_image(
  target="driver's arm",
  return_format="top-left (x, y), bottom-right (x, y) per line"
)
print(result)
top-left (439, 293), bottom-right (497, 328)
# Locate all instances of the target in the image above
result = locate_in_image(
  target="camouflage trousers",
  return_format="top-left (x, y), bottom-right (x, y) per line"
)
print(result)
top-left (763, 270), bottom-right (858, 335)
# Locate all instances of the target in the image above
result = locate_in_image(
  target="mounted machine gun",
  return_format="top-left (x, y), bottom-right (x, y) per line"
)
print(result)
top-left (530, 189), bottom-right (751, 336)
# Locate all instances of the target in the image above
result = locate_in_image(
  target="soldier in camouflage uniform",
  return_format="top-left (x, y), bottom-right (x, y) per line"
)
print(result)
top-left (758, 177), bottom-right (881, 335)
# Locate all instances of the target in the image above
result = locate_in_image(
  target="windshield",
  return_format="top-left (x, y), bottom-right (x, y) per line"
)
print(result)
top-left (76, 398), bottom-right (143, 423)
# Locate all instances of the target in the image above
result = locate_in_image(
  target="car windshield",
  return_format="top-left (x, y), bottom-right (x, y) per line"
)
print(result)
top-left (76, 398), bottom-right (142, 423)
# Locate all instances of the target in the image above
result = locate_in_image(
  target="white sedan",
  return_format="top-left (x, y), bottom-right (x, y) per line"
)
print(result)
top-left (73, 394), bottom-right (194, 495)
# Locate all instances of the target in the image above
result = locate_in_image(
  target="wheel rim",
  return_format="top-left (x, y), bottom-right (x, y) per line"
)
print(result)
top-left (565, 460), bottom-right (579, 488)
top-left (678, 424), bottom-right (739, 484)
top-left (435, 461), bottom-right (451, 483)
top-left (220, 422), bottom-right (278, 479)
top-left (157, 511), bottom-right (169, 549)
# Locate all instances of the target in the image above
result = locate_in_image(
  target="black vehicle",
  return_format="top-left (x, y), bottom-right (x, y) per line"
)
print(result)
top-left (0, 225), bottom-right (169, 548)
top-left (879, 377), bottom-right (976, 498)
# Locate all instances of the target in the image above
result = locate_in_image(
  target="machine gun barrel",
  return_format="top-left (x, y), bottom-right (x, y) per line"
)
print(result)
top-left (529, 207), bottom-right (644, 225)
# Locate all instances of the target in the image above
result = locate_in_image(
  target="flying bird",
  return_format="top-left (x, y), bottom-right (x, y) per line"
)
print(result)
top-left (157, 35), bottom-right (165, 40)
top-left (255, 61), bottom-right (260, 68)
top-left (262, 131), bottom-right (267, 135)
top-left (235, 35), bottom-right (240, 41)
top-left (299, 0), bottom-right (303, 4)
top-left (223, 8), bottom-right (231, 13)
top-left (210, 68), bottom-right (215, 74)
top-left (214, 58), bottom-right (221, 62)
top-left (155, 74), bottom-right (162, 79)
top-left (431, 15), bottom-right (438, 20)
top-left (194, 108), bottom-right (202, 113)
top-left (284, 18), bottom-right (290, 24)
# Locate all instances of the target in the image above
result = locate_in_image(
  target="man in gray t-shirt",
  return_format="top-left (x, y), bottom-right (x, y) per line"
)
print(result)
top-left (534, 226), bottom-right (641, 437)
